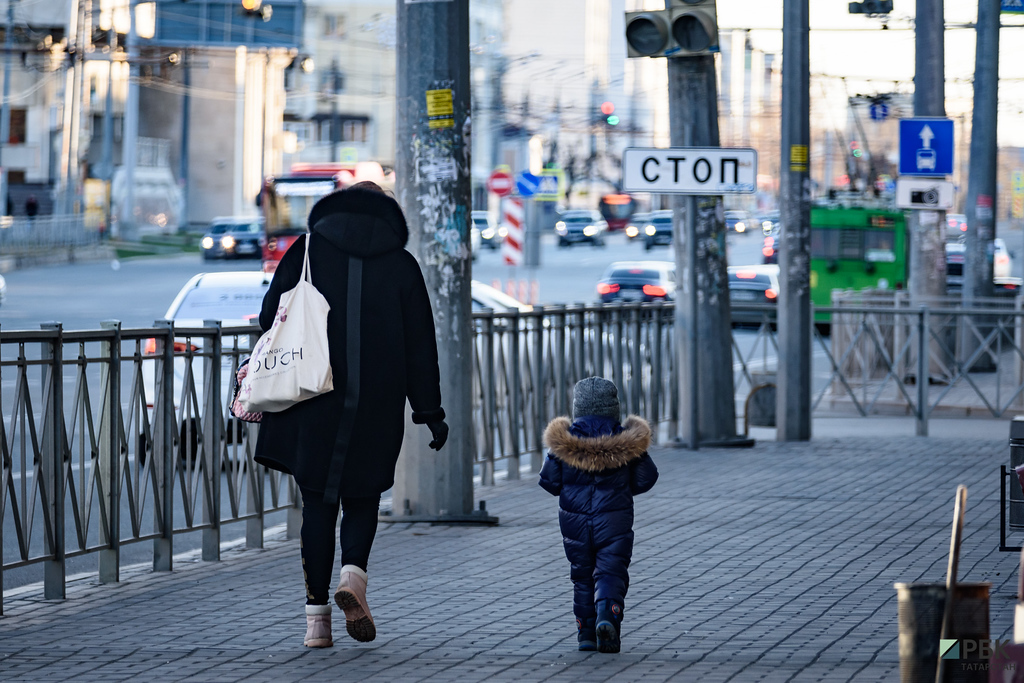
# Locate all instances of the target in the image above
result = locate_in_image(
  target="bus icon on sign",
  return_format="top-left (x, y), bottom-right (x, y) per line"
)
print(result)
top-left (916, 148), bottom-right (937, 172)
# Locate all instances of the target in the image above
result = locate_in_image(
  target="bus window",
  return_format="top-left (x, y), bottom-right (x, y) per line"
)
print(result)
top-left (864, 230), bottom-right (896, 263)
top-left (811, 229), bottom-right (839, 259)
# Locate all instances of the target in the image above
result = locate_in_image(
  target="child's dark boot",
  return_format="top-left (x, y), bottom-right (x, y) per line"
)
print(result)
top-left (577, 617), bottom-right (596, 651)
top-left (595, 600), bottom-right (623, 653)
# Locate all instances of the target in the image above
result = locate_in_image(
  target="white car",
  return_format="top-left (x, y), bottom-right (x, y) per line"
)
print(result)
top-left (471, 280), bottom-right (532, 312)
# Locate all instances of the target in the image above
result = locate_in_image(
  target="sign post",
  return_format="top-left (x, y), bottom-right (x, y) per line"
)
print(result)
top-left (623, 145), bottom-right (757, 448)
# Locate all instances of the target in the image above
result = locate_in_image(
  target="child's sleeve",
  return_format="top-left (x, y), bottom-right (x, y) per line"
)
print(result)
top-left (630, 453), bottom-right (659, 495)
top-left (538, 454), bottom-right (562, 495)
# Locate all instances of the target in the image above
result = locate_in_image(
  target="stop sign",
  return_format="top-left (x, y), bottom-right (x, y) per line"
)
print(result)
top-left (487, 170), bottom-right (513, 197)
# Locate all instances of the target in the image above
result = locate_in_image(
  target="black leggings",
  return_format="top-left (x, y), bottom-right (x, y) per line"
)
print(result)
top-left (299, 487), bottom-right (380, 606)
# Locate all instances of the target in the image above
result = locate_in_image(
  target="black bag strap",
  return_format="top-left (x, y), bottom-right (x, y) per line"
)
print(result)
top-left (324, 255), bottom-right (363, 505)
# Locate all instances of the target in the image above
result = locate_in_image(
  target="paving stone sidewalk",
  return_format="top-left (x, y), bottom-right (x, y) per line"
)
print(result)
top-left (0, 434), bottom-right (1018, 682)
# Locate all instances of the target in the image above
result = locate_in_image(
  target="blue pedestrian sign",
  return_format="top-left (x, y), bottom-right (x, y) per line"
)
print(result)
top-left (869, 103), bottom-right (889, 121)
top-left (899, 118), bottom-right (954, 177)
top-left (515, 171), bottom-right (540, 197)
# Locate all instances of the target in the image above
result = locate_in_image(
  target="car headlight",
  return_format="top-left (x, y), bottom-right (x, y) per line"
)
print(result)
top-left (481, 228), bottom-right (495, 239)
top-left (555, 221), bottom-right (567, 235)
top-left (735, 222), bottom-right (745, 232)
top-left (625, 226), bottom-right (639, 238)
top-left (201, 236), bottom-right (214, 249)
top-left (583, 226), bottom-right (597, 237)
top-left (498, 227), bottom-right (508, 237)
top-left (221, 235), bottom-right (236, 249)
top-left (645, 225), bottom-right (657, 236)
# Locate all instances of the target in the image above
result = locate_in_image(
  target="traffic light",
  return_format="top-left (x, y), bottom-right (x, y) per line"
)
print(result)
top-left (625, 0), bottom-right (718, 59)
top-left (849, 1), bottom-right (893, 13)
top-left (601, 102), bottom-right (619, 126)
top-left (849, 141), bottom-right (863, 158)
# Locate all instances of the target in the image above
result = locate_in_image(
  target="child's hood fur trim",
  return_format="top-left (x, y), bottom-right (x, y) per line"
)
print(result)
top-left (543, 415), bottom-right (651, 472)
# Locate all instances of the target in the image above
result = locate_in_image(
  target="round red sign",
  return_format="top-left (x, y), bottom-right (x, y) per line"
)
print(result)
top-left (487, 171), bottom-right (514, 197)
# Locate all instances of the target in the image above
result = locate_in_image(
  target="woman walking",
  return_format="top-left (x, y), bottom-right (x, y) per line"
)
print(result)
top-left (253, 182), bottom-right (448, 647)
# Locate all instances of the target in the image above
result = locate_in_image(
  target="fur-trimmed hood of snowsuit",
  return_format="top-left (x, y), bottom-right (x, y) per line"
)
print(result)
top-left (544, 415), bottom-right (652, 472)
top-left (538, 414), bottom-right (658, 623)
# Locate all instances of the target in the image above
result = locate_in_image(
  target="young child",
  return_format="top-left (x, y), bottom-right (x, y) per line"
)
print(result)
top-left (539, 377), bottom-right (659, 654)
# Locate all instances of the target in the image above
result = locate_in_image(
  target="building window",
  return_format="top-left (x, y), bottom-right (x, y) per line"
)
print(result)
top-left (283, 121), bottom-right (314, 144)
top-left (9, 109), bottom-right (25, 144)
top-left (323, 14), bottom-right (346, 38)
top-left (342, 120), bottom-right (366, 143)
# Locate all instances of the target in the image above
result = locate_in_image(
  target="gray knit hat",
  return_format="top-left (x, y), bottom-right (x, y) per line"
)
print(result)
top-left (572, 377), bottom-right (620, 420)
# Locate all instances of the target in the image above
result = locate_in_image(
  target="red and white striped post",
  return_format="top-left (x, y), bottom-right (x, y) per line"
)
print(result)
top-left (502, 198), bottom-right (524, 267)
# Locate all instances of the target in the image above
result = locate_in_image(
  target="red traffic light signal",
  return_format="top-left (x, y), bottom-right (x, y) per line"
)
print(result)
top-left (601, 102), bottom-right (615, 116)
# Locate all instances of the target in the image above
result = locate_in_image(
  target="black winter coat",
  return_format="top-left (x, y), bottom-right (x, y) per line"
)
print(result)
top-left (539, 415), bottom-right (658, 613)
top-left (254, 188), bottom-right (444, 501)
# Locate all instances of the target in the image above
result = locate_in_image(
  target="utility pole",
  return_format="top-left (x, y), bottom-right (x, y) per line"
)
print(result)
top-left (393, 0), bottom-right (480, 521)
top-left (101, 23), bottom-right (116, 235)
top-left (0, 0), bottom-right (15, 217)
top-left (776, 0), bottom-right (811, 441)
top-left (667, 56), bottom-right (739, 446)
top-left (329, 58), bottom-right (341, 163)
top-left (121, 0), bottom-right (139, 240)
top-left (963, 0), bottom-right (999, 305)
top-left (179, 53), bottom-right (190, 230)
top-left (908, 0), bottom-right (947, 306)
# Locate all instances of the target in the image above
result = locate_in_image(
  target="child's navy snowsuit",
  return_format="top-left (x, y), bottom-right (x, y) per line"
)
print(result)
top-left (538, 414), bottom-right (659, 623)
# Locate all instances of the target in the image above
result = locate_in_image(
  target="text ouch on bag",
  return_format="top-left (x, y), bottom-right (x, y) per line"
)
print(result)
top-left (237, 234), bottom-right (334, 413)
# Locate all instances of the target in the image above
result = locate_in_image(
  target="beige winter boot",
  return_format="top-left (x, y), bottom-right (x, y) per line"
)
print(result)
top-left (304, 604), bottom-right (333, 648)
top-left (334, 564), bottom-right (376, 642)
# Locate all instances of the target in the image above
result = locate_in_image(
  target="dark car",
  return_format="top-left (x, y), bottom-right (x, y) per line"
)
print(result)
top-left (473, 210), bottom-right (503, 250)
top-left (728, 265), bottom-right (780, 324)
top-left (624, 212), bottom-right (650, 241)
top-left (642, 210), bottom-right (673, 250)
top-left (201, 217), bottom-right (263, 260)
top-left (555, 210), bottom-right (607, 247)
top-left (725, 210), bottom-right (752, 233)
top-left (597, 261), bottom-right (675, 303)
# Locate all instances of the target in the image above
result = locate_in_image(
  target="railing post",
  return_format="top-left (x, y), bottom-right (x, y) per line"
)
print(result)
top-left (574, 305), bottom-right (586, 389)
top-left (481, 311), bottom-right (496, 486)
top-left (531, 307), bottom-right (545, 473)
top-left (202, 320), bottom-right (222, 561)
top-left (631, 305), bottom-right (642, 416)
top-left (553, 305), bottom-right (567, 418)
top-left (508, 309), bottom-right (521, 480)
top-left (651, 302), bottom-right (663, 443)
top-left (917, 306), bottom-right (930, 437)
top-left (153, 320), bottom-right (175, 571)
top-left (98, 320), bottom-right (121, 583)
top-left (245, 328), bottom-right (266, 548)
top-left (1016, 296), bottom-right (1024, 409)
top-left (613, 304), bottom-right (625, 412)
top-left (40, 323), bottom-right (65, 600)
top-left (668, 301), bottom-right (679, 441)
top-left (594, 306), bottom-right (605, 379)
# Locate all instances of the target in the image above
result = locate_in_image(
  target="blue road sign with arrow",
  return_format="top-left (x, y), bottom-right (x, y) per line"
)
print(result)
top-left (1003, 0), bottom-right (1024, 15)
top-left (898, 118), bottom-right (954, 177)
top-left (515, 171), bottom-right (540, 197)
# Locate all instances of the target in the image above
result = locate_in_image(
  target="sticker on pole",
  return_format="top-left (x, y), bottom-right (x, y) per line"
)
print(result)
top-left (622, 147), bottom-right (757, 194)
top-left (425, 89), bottom-right (454, 129)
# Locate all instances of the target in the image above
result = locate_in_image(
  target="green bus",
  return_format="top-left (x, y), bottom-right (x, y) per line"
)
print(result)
top-left (810, 206), bottom-right (907, 318)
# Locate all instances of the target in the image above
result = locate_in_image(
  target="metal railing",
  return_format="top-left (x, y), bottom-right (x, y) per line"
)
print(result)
top-left (0, 215), bottom-right (100, 258)
top-left (0, 321), bottom-right (300, 614)
top-left (6, 301), bottom-right (1024, 609)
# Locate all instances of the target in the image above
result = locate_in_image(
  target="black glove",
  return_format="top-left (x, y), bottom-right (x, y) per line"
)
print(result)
top-left (427, 420), bottom-right (449, 451)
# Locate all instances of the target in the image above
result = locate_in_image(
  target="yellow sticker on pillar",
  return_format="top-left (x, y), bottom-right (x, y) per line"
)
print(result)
top-left (790, 144), bottom-right (808, 173)
top-left (426, 89), bottom-right (455, 129)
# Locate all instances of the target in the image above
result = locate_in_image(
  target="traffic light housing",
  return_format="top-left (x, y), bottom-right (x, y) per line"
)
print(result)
top-left (600, 102), bottom-right (619, 126)
top-left (849, 1), bottom-right (893, 14)
top-left (625, 0), bottom-right (718, 59)
top-left (849, 141), bottom-right (863, 158)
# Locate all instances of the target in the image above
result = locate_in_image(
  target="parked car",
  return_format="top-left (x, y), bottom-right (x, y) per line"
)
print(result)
top-left (642, 210), bottom-right (673, 250)
top-left (555, 210), bottom-right (607, 247)
top-left (471, 280), bottom-right (533, 312)
top-left (143, 271), bottom-right (272, 463)
top-left (727, 264), bottom-right (780, 324)
top-left (473, 210), bottom-right (503, 250)
top-left (946, 236), bottom-right (1013, 289)
top-left (596, 261), bottom-right (675, 303)
top-left (725, 210), bottom-right (751, 233)
top-left (200, 217), bottom-right (263, 260)
top-left (946, 213), bottom-right (968, 240)
top-left (624, 212), bottom-right (650, 240)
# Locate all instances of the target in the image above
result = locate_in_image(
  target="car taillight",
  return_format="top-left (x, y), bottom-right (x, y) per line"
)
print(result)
top-left (142, 338), bottom-right (197, 354)
top-left (597, 283), bottom-right (620, 295)
top-left (762, 247), bottom-right (775, 258)
top-left (735, 271), bottom-right (757, 279)
top-left (765, 288), bottom-right (778, 300)
top-left (997, 254), bottom-right (1010, 265)
top-left (643, 284), bottom-right (667, 297)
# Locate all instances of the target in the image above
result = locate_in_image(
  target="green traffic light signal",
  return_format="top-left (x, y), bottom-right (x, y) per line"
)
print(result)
top-left (606, 115), bottom-right (620, 126)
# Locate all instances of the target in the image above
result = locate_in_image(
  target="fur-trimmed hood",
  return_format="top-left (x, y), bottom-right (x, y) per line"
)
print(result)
top-left (543, 415), bottom-right (651, 472)
top-left (308, 187), bottom-right (408, 258)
